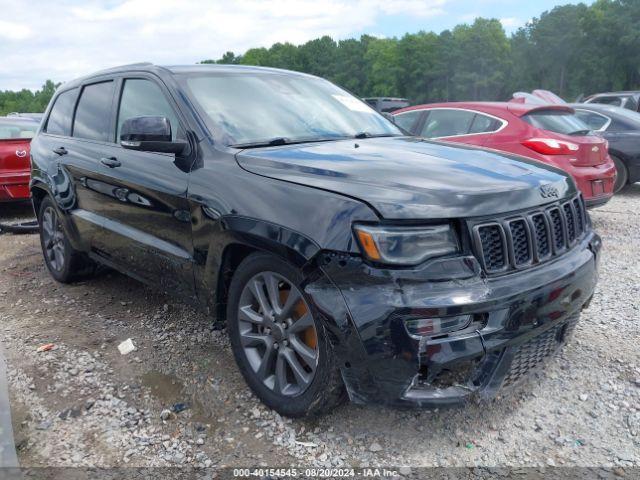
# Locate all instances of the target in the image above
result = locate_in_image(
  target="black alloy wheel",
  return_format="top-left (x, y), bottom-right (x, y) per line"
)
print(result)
top-left (41, 205), bottom-right (66, 272)
top-left (38, 196), bottom-right (96, 283)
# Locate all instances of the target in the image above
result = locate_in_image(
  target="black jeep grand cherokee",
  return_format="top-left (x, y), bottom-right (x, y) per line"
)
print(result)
top-left (30, 64), bottom-right (600, 417)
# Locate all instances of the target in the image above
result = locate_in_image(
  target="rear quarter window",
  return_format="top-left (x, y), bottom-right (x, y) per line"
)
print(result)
top-left (468, 114), bottom-right (501, 134)
top-left (574, 110), bottom-right (609, 131)
top-left (45, 89), bottom-right (78, 136)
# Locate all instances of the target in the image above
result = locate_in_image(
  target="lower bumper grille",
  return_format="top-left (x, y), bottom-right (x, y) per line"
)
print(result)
top-left (502, 313), bottom-right (579, 387)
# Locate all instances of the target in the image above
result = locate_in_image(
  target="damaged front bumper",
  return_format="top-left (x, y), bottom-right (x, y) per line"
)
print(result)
top-left (311, 232), bottom-right (601, 408)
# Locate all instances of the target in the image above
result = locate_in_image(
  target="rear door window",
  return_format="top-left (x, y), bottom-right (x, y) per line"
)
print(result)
top-left (73, 81), bottom-right (115, 142)
top-left (45, 89), bottom-right (78, 136)
top-left (393, 110), bottom-right (422, 134)
top-left (522, 110), bottom-right (591, 135)
top-left (420, 109), bottom-right (475, 138)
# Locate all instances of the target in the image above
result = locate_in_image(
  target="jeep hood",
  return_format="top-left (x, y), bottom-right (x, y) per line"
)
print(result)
top-left (236, 136), bottom-right (575, 219)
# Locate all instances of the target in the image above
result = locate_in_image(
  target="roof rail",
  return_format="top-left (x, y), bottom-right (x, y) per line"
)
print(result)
top-left (91, 62), bottom-right (154, 75)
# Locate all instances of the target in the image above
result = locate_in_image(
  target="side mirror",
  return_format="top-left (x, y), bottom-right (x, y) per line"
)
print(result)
top-left (120, 116), bottom-right (187, 154)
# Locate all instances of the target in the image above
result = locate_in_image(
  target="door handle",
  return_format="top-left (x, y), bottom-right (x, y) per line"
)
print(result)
top-left (53, 147), bottom-right (68, 156)
top-left (100, 157), bottom-right (121, 168)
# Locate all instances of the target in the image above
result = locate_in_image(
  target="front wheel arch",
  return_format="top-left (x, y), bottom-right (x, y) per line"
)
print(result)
top-left (213, 238), bottom-right (313, 324)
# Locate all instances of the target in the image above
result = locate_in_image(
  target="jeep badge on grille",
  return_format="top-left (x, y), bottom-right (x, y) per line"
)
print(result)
top-left (539, 184), bottom-right (559, 198)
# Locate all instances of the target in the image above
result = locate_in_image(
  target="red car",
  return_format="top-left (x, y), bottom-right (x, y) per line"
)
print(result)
top-left (0, 117), bottom-right (39, 202)
top-left (393, 102), bottom-right (616, 207)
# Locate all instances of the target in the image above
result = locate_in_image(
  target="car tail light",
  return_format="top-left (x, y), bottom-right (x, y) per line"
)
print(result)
top-left (522, 138), bottom-right (580, 155)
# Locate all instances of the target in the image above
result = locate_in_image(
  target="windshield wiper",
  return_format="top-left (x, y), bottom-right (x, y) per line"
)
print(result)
top-left (353, 131), bottom-right (398, 139)
top-left (230, 137), bottom-right (290, 148)
top-left (568, 129), bottom-right (592, 136)
top-left (231, 133), bottom-right (399, 149)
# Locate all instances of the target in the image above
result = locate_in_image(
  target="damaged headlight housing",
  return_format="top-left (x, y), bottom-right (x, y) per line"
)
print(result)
top-left (353, 223), bottom-right (460, 265)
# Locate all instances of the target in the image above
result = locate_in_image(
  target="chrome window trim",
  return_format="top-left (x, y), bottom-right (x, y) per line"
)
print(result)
top-left (574, 108), bottom-right (612, 132)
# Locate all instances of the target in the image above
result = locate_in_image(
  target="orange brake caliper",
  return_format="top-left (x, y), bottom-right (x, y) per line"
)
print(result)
top-left (281, 289), bottom-right (317, 349)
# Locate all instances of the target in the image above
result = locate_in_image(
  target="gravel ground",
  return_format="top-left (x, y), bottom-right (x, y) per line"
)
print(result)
top-left (0, 188), bottom-right (638, 472)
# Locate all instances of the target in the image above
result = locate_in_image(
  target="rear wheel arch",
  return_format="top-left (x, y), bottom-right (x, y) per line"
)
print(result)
top-left (30, 183), bottom-right (50, 216)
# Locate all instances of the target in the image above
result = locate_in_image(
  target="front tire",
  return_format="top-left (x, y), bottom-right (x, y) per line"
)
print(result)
top-left (612, 155), bottom-right (628, 193)
top-left (226, 252), bottom-right (345, 417)
top-left (38, 196), bottom-right (96, 283)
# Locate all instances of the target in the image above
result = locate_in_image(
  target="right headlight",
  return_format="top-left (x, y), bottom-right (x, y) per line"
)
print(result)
top-left (353, 223), bottom-right (460, 266)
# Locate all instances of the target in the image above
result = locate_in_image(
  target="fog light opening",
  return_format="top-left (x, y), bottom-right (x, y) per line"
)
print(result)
top-left (404, 314), bottom-right (473, 338)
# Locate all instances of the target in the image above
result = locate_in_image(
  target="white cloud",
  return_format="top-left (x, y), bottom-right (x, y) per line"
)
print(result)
top-left (499, 17), bottom-right (523, 28)
top-left (0, 20), bottom-right (32, 41)
top-left (0, 0), bottom-right (447, 91)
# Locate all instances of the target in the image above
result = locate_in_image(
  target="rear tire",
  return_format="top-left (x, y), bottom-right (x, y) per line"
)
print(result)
top-left (226, 252), bottom-right (345, 417)
top-left (38, 196), bottom-right (96, 283)
top-left (612, 155), bottom-right (628, 193)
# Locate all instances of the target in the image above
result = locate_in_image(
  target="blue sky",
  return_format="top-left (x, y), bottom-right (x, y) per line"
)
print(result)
top-left (373, 0), bottom-right (583, 36)
top-left (0, 0), bottom-right (587, 91)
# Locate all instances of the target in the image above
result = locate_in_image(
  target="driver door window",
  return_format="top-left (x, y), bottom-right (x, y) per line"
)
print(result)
top-left (117, 79), bottom-right (183, 142)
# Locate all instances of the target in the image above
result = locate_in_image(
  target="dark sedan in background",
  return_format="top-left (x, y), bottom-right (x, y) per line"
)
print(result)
top-left (569, 103), bottom-right (640, 192)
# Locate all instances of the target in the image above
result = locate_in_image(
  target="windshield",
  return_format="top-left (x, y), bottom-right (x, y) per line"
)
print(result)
top-left (179, 72), bottom-right (402, 146)
top-left (0, 120), bottom-right (38, 140)
top-left (522, 110), bottom-right (592, 135)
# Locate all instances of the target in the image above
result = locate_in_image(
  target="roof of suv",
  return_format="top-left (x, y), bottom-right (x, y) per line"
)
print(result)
top-left (59, 63), bottom-right (315, 90)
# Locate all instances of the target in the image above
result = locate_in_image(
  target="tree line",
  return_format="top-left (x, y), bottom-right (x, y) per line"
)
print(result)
top-left (0, 80), bottom-right (58, 117)
top-left (201, 0), bottom-right (640, 104)
top-left (1, 1), bottom-right (639, 116)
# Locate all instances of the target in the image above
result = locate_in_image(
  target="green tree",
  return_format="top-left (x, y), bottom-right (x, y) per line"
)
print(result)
top-left (364, 37), bottom-right (401, 96)
top-left (297, 36), bottom-right (338, 78)
top-left (449, 18), bottom-right (511, 100)
top-left (194, 1), bottom-right (640, 102)
top-left (0, 80), bottom-right (59, 116)
top-left (397, 31), bottom-right (442, 103)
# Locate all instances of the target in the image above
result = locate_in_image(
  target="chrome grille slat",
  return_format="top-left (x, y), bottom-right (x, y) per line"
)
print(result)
top-left (471, 195), bottom-right (588, 276)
